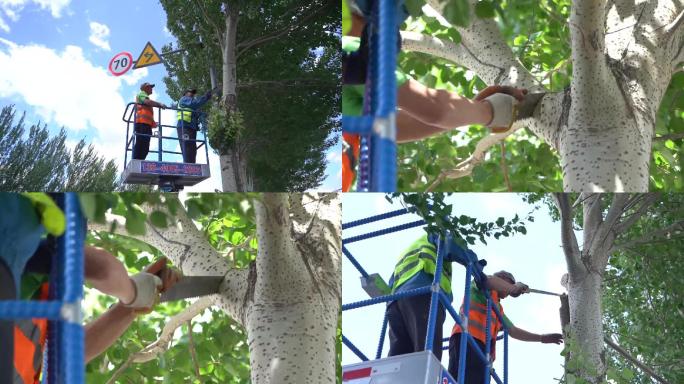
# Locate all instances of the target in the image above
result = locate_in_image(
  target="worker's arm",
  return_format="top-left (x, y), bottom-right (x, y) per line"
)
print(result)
top-left (84, 246), bottom-right (136, 304)
top-left (398, 78), bottom-right (491, 130)
top-left (84, 258), bottom-right (181, 362)
top-left (179, 94), bottom-right (211, 110)
top-left (485, 275), bottom-right (529, 297)
top-left (84, 303), bottom-right (137, 362)
top-left (508, 326), bottom-right (563, 344)
top-left (397, 79), bottom-right (527, 137)
top-left (141, 97), bottom-right (166, 109)
top-left (397, 110), bottom-right (445, 143)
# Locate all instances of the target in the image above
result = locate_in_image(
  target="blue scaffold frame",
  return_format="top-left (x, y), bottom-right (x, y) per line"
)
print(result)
top-left (342, 207), bottom-right (509, 384)
top-left (342, 0), bottom-right (399, 192)
top-left (0, 193), bottom-right (85, 384)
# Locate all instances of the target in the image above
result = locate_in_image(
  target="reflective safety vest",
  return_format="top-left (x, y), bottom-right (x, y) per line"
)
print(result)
top-left (342, 133), bottom-right (360, 192)
top-left (135, 92), bottom-right (157, 128)
top-left (177, 104), bottom-right (193, 124)
top-left (14, 283), bottom-right (49, 384)
top-left (392, 235), bottom-right (452, 295)
top-left (451, 289), bottom-right (505, 361)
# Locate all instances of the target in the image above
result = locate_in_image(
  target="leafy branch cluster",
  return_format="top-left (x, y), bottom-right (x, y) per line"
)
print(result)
top-left (207, 105), bottom-right (245, 155)
top-left (387, 193), bottom-right (534, 248)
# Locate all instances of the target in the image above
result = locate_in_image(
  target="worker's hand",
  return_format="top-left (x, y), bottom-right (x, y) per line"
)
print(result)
top-left (541, 333), bottom-right (563, 344)
top-left (123, 272), bottom-right (162, 309)
top-left (205, 90), bottom-right (212, 99)
top-left (143, 256), bottom-right (182, 293)
top-left (475, 86), bottom-right (527, 133)
top-left (123, 257), bottom-right (181, 314)
top-left (160, 103), bottom-right (167, 110)
top-left (509, 282), bottom-right (530, 297)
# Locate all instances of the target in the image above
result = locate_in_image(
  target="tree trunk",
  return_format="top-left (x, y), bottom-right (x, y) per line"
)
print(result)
top-left (566, 271), bottom-right (605, 382)
top-left (91, 193), bottom-right (341, 383)
top-left (220, 5), bottom-right (252, 192)
top-left (403, 0), bottom-right (684, 191)
top-left (553, 193), bottom-right (659, 382)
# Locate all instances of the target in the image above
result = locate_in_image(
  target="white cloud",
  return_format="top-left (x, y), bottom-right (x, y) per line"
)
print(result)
top-left (88, 21), bottom-right (111, 51)
top-left (0, 38), bottom-right (133, 168)
top-left (0, 0), bottom-right (70, 31)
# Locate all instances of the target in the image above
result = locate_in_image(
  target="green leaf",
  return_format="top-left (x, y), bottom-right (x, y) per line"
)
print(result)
top-left (405, 0), bottom-right (426, 16)
top-left (443, 0), bottom-right (470, 27)
top-left (496, 217), bottom-right (505, 227)
top-left (342, 0), bottom-right (351, 35)
top-left (150, 211), bottom-right (168, 228)
top-left (475, 1), bottom-right (496, 18)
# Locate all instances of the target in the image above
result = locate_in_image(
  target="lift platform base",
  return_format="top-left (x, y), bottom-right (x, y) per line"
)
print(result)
top-left (122, 159), bottom-right (210, 187)
top-left (342, 350), bottom-right (456, 384)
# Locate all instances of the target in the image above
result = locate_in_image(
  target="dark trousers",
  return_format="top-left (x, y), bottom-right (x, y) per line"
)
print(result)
top-left (387, 293), bottom-right (445, 360)
top-left (176, 126), bottom-right (197, 163)
top-left (448, 333), bottom-right (487, 384)
top-left (133, 123), bottom-right (152, 160)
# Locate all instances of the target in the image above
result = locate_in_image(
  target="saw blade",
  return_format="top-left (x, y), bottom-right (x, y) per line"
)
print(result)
top-left (160, 276), bottom-right (223, 302)
top-left (528, 288), bottom-right (562, 296)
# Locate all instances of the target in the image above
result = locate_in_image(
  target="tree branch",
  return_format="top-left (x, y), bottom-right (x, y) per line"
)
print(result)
top-left (604, 335), bottom-right (672, 384)
top-left (409, 3), bottom-right (543, 91)
top-left (236, 0), bottom-right (333, 58)
top-left (552, 193), bottom-right (584, 277)
top-left (237, 79), bottom-right (338, 89)
top-left (90, 199), bottom-right (251, 326)
top-left (106, 296), bottom-right (215, 384)
top-left (613, 193), bottom-right (659, 234)
top-left (611, 219), bottom-right (684, 252)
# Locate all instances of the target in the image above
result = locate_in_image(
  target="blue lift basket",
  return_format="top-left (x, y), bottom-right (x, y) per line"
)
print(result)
top-left (342, 207), bottom-right (510, 384)
top-left (0, 193), bottom-right (85, 384)
top-left (121, 103), bottom-right (211, 192)
top-left (342, 0), bottom-right (401, 192)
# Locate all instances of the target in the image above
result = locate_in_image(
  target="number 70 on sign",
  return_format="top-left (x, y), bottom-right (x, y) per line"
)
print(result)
top-left (108, 52), bottom-right (133, 76)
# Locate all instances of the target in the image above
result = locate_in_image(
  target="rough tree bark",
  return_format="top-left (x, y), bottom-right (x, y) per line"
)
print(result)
top-left (552, 193), bottom-right (661, 382)
top-left (403, 0), bottom-right (684, 191)
top-left (92, 193), bottom-right (341, 384)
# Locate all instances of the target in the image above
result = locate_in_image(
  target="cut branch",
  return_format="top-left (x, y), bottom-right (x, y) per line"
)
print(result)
top-left (106, 296), bottom-right (216, 384)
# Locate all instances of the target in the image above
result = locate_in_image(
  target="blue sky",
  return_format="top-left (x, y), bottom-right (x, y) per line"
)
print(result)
top-left (0, 0), bottom-right (341, 191)
top-left (342, 193), bottom-right (573, 382)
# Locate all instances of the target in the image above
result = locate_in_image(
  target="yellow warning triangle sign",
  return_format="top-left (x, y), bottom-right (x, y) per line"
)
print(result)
top-left (133, 42), bottom-right (162, 69)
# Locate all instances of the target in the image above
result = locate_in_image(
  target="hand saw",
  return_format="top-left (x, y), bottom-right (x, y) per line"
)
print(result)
top-left (159, 276), bottom-right (223, 302)
top-left (528, 288), bottom-right (563, 297)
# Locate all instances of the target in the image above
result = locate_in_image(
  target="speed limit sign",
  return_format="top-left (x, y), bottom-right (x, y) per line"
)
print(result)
top-left (108, 51), bottom-right (133, 76)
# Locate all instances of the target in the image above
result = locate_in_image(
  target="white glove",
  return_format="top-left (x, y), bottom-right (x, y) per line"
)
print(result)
top-left (124, 272), bottom-right (162, 308)
top-left (484, 93), bottom-right (517, 131)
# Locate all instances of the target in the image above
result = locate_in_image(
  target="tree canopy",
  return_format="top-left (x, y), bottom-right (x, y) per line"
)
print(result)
top-left (159, 0), bottom-right (340, 191)
top-left (0, 106), bottom-right (119, 192)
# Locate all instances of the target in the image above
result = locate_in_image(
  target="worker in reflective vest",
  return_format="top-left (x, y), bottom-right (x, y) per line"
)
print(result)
top-left (133, 82), bottom-right (167, 160)
top-left (386, 233), bottom-right (468, 360)
top-left (448, 271), bottom-right (563, 384)
top-left (342, 3), bottom-right (527, 191)
top-left (177, 88), bottom-right (212, 164)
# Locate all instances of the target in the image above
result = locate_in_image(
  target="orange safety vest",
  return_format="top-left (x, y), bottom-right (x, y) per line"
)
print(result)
top-left (342, 133), bottom-right (360, 192)
top-left (14, 283), bottom-right (49, 384)
top-left (135, 96), bottom-right (157, 128)
top-left (451, 290), bottom-right (505, 361)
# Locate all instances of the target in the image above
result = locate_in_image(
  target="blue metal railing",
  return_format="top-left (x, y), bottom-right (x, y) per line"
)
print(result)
top-left (343, 0), bottom-right (398, 192)
top-left (0, 193), bottom-right (85, 384)
top-left (122, 102), bottom-right (210, 167)
top-left (342, 207), bottom-right (509, 384)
